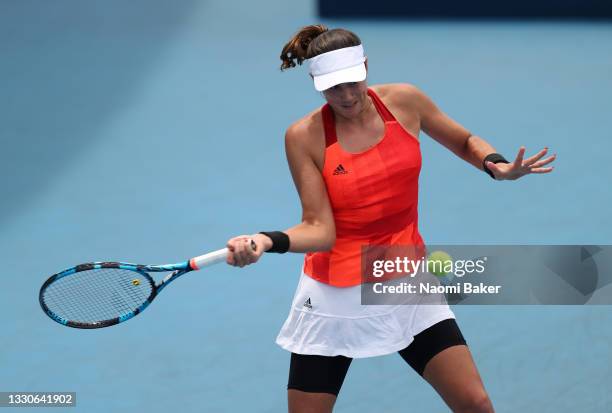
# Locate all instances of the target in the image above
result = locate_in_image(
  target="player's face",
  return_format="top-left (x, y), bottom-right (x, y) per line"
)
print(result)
top-left (322, 81), bottom-right (369, 118)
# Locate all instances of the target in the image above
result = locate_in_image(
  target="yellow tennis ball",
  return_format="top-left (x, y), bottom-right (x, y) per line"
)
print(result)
top-left (132, 279), bottom-right (141, 286)
top-left (427, 251), bottom-right (453, 276)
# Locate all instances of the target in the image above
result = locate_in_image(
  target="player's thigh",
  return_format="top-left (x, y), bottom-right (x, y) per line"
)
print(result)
top-left (399, 318), bottom-right (492, 412)
top-left (422, 345), bottom-right (493, 413)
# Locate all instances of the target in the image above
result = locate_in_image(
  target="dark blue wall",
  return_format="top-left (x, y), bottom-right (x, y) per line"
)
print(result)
top-left (318, 0), bottom-right (612, 19)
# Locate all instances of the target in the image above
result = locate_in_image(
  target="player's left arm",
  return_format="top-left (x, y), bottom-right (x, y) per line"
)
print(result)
top-left (397, 84), bottom-right (556, 180)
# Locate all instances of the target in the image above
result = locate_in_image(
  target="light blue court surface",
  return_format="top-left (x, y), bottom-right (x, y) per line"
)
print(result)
top-left (1, 1), bottom-right (611, 411)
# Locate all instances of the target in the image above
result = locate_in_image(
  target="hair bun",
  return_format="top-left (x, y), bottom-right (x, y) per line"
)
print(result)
top-left (280, 24), bottom-right (328, 71)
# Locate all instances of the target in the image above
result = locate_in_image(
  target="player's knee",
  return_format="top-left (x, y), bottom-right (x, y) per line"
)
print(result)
top-left (455, 390), bottom-right (494, 413)
top-left (288, 389), bottom-right (336, 413)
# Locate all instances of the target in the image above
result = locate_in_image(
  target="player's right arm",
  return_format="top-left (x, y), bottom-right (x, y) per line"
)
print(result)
top-left (227, 117), bottom-right (335, 266)
top-left (280, 120), bottom-right (336, 253)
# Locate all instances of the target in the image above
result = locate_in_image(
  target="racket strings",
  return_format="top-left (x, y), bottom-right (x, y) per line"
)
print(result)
top-left (42, 268), bottom-right (153, 324)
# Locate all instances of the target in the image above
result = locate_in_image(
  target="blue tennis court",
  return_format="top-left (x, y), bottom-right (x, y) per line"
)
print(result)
top-left (1, 0), bottom-right (611, 411)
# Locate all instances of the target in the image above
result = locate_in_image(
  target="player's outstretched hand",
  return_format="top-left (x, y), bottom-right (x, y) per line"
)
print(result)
top-left (486, 147), bottom-right (556, 181)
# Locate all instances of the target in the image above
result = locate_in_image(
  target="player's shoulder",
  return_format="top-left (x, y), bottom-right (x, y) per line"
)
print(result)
top-left (285, 107), bottom-right (325, 149)
top-left (371, 83), bottom-right (426, 105)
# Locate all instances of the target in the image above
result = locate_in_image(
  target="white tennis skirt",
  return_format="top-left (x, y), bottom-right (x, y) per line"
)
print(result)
top-left (276, 270), bottom-right (456, 358)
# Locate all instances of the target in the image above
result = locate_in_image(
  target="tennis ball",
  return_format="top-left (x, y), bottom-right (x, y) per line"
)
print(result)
top-left (427, 251), bottom-right (453, 276)
top-left (132, 279), bottom-right (141, 286)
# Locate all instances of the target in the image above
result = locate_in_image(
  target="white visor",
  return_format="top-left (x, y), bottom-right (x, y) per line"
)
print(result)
top-left (306, 44), bottom-right (367, 92)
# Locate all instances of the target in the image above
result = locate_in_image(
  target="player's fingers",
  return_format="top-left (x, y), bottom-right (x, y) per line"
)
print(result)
top-left (226, 235), bottom-right (250, 266)
top-left (246, 238), bottom-right (260, 261)
top-left (529, 166), bottom-right (554, 174)
top-left (232, 242), bottom-right (247, 267)
top-left (235, 238), bottom-right (257, 266)
top-left (241, 238), bottom-right (257, 264)
top-left (226, 240), bottom-right (237, 265)
top-left (227, 235), bottom-right (247, 249)
top-left (529, 154), bottom-right (556, 168)
top-left (513, 146), bottom-right (526, 167)
top-left (523, 147), bottom-right (548, 166)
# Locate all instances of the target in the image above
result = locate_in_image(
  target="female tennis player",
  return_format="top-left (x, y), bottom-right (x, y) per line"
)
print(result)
top-left (226, 25), bottom-right (555, 413)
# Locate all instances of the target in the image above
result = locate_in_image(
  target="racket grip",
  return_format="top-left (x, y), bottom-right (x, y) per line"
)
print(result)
top-left (189, 240), bottom-right (257, 270)
top-left (190, 248), bottom-right (229, 270)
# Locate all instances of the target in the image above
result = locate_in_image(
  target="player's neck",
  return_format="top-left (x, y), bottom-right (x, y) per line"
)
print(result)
top-left (334, 96), bottom-right (377, 128)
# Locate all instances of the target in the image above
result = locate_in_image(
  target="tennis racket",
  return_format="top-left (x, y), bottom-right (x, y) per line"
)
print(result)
top-left (39, 241), bottom-right (255, 329)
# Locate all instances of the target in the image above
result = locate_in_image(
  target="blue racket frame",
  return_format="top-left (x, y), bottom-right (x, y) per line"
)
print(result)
top-left (39, 261), bottom-right (194, 329)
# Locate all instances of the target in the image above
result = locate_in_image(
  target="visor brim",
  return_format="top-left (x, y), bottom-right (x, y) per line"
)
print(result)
top-left (312, 63), bottom-right (367, 92)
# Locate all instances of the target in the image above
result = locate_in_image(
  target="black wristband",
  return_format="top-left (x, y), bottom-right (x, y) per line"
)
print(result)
top-left (482, 153), bottom-right (509, 179)
top-left (259, 231), bottom-right (290, 253)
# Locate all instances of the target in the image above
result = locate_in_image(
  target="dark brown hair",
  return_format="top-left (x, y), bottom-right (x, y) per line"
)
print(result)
top-left (280, 25), bottom-right (361, 71)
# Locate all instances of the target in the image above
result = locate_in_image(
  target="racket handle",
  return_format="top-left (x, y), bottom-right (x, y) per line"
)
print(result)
top-left (189, 239), bottom-right (257, 270)
top-left (190, 248), bottom-right (229, 270)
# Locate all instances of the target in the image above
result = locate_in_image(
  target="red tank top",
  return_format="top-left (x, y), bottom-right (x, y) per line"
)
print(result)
top-left (303, 88), bottom-right (424, 287)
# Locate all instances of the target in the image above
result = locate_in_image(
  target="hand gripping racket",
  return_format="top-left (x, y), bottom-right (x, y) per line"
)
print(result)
top-left (39, 241), bottom-right (255, 329)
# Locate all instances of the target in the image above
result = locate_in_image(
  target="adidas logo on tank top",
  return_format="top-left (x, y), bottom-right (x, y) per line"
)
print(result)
top-left (303, 297), bottom-right (313, 309)
top-left (333, 164), bottom-right (348, 175)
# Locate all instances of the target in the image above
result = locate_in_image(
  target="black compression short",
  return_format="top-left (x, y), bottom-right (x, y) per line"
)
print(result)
top-left (287, 318), bottom-right (467, 396)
